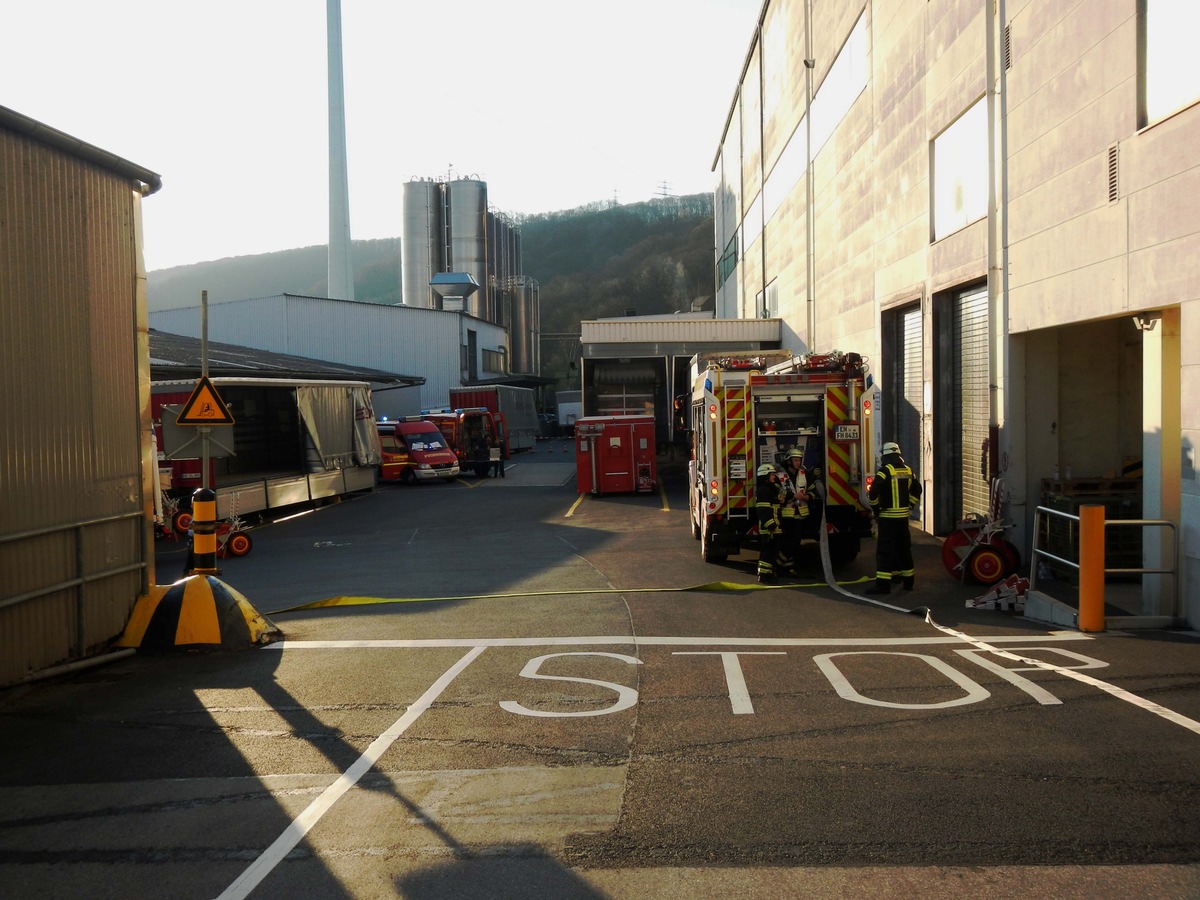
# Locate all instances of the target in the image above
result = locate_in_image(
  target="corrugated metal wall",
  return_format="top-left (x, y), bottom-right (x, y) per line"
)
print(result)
top-left (1, 127), bottom-right (149, 686)
top-left (149, 295), bottom-right (507, 415)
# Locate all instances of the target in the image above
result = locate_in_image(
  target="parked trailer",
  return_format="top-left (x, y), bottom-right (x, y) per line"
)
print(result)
top-left (575, 415), bottom-right (657, 495)
top-left (152, 378), bottom-right (380, 518)
top-left (449, 384), bottom-right (539, 452)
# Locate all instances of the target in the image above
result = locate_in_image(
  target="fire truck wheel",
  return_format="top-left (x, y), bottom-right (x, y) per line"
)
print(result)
top-left (700, 518), bottom-right (726, 562)
top-left (966, 544), bottom-right (1008, 585)
top-left (401, 469), bottom-right (418, 485)
top-left (173, 511), bottom-right (193, 536)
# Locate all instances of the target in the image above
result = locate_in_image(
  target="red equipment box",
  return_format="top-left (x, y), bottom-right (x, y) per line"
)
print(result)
top-left (574, 415), bottom-right (657, 495)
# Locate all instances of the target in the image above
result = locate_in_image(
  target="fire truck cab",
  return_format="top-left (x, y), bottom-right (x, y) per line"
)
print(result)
top-left (688, 349), bottom-right (881, 566)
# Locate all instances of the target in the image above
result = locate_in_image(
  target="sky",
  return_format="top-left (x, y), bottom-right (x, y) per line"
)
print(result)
top-left (5, 0), bottom-right (762, 272)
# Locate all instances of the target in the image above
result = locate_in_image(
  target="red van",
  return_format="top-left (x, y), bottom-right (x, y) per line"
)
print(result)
top-left (377, 419), bottom-right (460, 484)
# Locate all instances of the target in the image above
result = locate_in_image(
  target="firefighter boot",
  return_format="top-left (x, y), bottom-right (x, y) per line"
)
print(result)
top-left (866, 578), bottom-right (891, 595)
top-left (902, 575), bottom-right (915, 591)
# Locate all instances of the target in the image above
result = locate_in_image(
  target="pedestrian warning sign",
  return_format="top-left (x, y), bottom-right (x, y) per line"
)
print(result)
top-left (176, 376), bottom-right (235, 425)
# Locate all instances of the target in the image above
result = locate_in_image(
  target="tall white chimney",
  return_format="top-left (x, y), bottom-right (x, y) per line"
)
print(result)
top-left (326, 0), bottom-right (354, 300)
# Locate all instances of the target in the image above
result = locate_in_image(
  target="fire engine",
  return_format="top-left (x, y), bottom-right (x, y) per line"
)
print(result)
top-left (688, 349), bottom-right (881, 566)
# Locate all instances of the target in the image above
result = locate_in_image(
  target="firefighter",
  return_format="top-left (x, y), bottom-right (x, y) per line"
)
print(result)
top-left (755, 462), bottom-right (784, 583)
top-left (867, 441), bottom-right (922, 594)
top-left (778, 448), bottom-right (811, 575)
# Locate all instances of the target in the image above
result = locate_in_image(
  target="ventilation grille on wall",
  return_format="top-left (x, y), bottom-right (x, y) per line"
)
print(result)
top-left (1107, 145), bottom-right (1119, 203)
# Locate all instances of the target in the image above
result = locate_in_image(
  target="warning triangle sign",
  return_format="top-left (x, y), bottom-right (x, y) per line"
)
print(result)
top-left (176, 375), bottom-right (235, 425)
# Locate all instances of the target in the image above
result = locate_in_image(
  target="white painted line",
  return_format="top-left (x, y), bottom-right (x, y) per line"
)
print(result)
top-left (918, 612), bottom-right (1200, 737)
top-left (264, 633), bottom-right (1094, 651)
top-left (674, 651), bottom-right (787, 714)
top-left (217, 645), bottom-right (486, 900)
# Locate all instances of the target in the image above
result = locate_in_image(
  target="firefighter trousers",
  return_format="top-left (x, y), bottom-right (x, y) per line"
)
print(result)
top-left (875, 516), bottom-right (915, 587)
top-left (758, 530), bottom-right (781, 580)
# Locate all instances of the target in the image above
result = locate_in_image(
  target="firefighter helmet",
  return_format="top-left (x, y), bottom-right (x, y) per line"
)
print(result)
top-left (882, 441), bottom-right (901, 455)
top-left (785, 448), bottom-right (804, 461)
top-left (756, 463), bottom-right (775, 476)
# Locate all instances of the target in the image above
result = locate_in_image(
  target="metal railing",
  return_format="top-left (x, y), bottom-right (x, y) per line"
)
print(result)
top-left (1030, 505), bottom-right (1179, 619)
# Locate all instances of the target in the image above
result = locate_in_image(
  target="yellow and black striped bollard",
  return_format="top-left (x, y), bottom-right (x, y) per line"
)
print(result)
top-left (189, 488), bottom-right (220, 575)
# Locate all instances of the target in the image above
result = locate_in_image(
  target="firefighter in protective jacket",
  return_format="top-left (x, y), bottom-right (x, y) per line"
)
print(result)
top-left (867, 441), bottom-right (922, 594)
top-left (778, 448), bottom-right (810, 575)
top-left (755, 463), bottom-right (784, 583)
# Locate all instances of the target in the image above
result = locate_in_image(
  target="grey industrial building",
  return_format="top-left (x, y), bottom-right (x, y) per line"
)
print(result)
top-left (708, 0), bottom-right (1198, 623)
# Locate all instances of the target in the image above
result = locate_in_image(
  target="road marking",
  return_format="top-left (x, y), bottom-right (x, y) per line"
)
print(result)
top-left (499, 652), bottom-right (643, 717)
top-left (673, 652), bottom-right (787, 713)
top-left (815, 651), bottom-right (993, 709)
top-left (916, 611), bottom-right (1200, 737)
top-left (565, 494), bottom-right (586, 517)
top-left (265, 633), bottom-right (1094, 650)
top-left (217, 645), bottom-right (486, 900)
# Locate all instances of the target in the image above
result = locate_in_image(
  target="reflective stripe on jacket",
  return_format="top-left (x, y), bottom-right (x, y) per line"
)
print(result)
top-left (870, 462), bottom-right (918, 519)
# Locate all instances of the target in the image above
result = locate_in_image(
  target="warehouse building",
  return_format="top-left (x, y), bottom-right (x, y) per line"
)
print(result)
top-left (714, 1), bottom-right (1198, 624)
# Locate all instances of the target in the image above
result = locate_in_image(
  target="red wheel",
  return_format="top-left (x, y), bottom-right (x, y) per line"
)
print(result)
top-left (173, 510), bottom-right (193, 535)
top-left (941, 527), bottom-right (979, 578)
top-left (1002, 539), bottom-right (1022, 574)
top-left (967, 544), bottom-right (1008, 585)
top-left (226, 531), bottom-right (253, 557)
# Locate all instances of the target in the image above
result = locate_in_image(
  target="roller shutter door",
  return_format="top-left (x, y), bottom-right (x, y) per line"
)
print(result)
top-left (955, 286), bottom-right (990, 519)
top-left (898, 305), bottom-right (923, 500)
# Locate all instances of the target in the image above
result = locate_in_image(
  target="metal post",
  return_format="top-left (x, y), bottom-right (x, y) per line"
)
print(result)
top-left (1078, 504), bottom-right (1106, 632)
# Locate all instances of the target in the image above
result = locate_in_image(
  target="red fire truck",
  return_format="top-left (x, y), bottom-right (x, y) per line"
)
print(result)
top-left (688, 350), bottom-right (881, 565)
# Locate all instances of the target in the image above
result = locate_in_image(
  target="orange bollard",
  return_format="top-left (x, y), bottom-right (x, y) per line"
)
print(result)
top-left (1077, 504), bottom-right (1106, 632)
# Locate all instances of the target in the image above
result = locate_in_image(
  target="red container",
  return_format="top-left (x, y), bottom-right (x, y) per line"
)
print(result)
top-left (574, 415), bottom-right (657, 495)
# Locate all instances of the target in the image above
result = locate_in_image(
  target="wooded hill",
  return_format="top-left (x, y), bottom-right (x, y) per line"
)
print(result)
top-left (146, 193), bottom-right (716, 388)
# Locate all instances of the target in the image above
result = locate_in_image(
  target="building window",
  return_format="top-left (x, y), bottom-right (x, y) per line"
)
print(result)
top-left (810, 14), bottom-right (868, 157)
top-left (482, 349), bottom-right (505, 374)
top-left (931, 98), bottom-right (988, 241)
top-left (1141, 0), bottom-right (1200, 125)
top-left (717, 233), bottom-right (739, 289)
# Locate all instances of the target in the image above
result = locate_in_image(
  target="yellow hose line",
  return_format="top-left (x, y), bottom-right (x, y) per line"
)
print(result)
top-left (268, 576), bottom-right (872, 615)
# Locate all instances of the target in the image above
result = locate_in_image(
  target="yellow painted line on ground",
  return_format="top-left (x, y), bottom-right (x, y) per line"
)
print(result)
top-left (565, 493), bottom-right (586, 518)
top-left (267, 577), bottom-right (872, 615)
top-left (659, 480), bottom-right (670, 512)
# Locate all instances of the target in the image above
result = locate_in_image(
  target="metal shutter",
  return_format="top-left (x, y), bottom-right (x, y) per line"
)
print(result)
top-left (898, 305), bottom-right (923, 494)
top-left (955, 286), bottom-right (990, 519)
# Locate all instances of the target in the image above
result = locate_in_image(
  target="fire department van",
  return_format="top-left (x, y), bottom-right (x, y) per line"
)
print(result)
top-left (688, 349), bottom-right (881, 565)
top-left (420, 407), bottom-right (509, 478)
top-left (376, 419), bottom-right (460, 484)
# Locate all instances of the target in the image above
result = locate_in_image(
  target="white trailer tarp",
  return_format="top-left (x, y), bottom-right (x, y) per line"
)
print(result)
top-left (296, 384), bottom-right (381, 470)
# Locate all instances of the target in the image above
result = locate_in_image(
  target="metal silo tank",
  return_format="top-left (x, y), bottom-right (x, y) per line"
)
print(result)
top-left (402, 179), bottom-right (443, 308)
top-left (511, 277), bottom-right (529, 373)
top-left (448, 179), bottom-right (488, 318)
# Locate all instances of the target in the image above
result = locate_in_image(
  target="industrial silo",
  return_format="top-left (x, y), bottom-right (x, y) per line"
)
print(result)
top-left (510, 277), bottom-right (540, 375)
top-left (401, 178), bottom-right (443, 308)
top-left (447, 179), bottom-right (488, 318)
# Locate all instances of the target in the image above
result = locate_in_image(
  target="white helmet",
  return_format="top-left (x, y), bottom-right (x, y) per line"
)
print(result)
top-left (881, 441), bottom-right (900, 455)
top-left (757, 463), bottom-right (775, 476)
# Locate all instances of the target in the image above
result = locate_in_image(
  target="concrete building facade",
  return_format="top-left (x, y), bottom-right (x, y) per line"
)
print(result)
top-left (715, 1), bottom-right (1199, 624)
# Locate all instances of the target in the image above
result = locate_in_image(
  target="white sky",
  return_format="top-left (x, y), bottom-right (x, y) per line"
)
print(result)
top-left (5, 0), bottom-right (761, 272)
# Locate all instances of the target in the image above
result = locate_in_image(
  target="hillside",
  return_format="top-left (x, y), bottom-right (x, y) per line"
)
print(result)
top-left (145, 193), bottom-right (716, 387)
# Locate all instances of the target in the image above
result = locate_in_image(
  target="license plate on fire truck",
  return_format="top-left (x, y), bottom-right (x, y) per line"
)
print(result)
top-left (833, 424), bottom-right (860, 441)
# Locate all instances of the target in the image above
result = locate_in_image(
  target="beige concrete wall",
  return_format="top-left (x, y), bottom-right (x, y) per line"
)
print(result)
top-left (712, 0), bottom-right (1199, 621)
